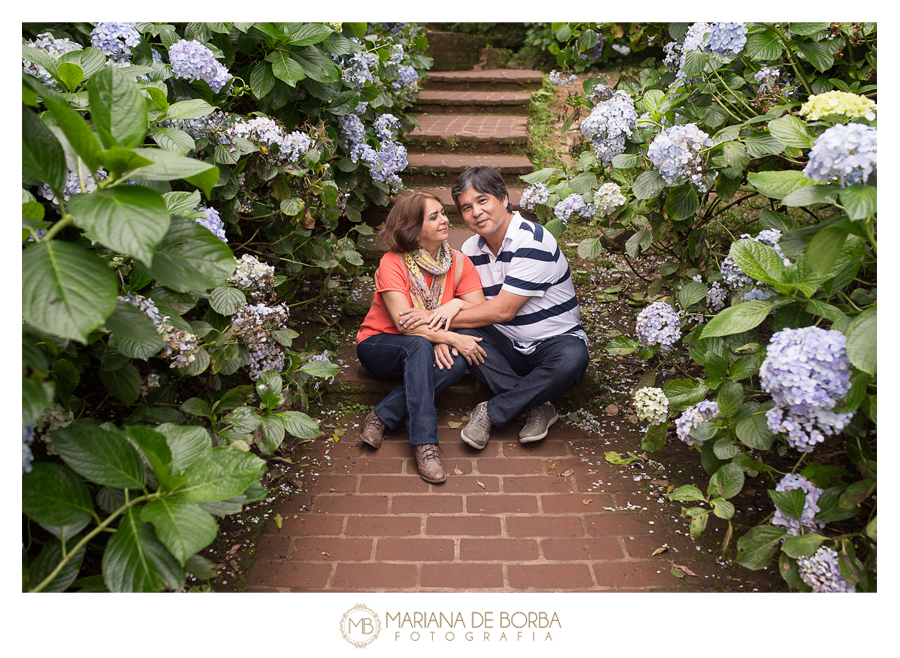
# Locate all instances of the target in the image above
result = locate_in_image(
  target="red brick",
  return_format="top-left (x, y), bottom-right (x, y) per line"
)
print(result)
top-left (345, 515), bottom-right (422, 537)
top-left (403, 457), bottom-right (472, 475)
top-left (309, 494), bottom-right (389, 515)
top-left (502, 476), bottom-right (576, 494)
top-left (335, 458), bottom-right (405, 474)
top-left (253, 535), bottom-right (291, 560)
top-left (540, 538), bottom-right (624, 561)
top-left (434, 433), bottom-right (501, 457)
top-left (592, 561), bottom-right (679, 589)
top-left (437, 476), bottom-right (500, 493)
top-left (540, 493), bottom-right (614, 513)
top-left (420, 563), bottom-right (504, 589)
top-left (359, 475), bottom-right (430, 493)
top-left (376, 538), bottom-right (455, 561)
top-left (365, 441), bottom-right (418, 458)
top-left (332, 563), bottom-right (418, 589)
top-left (583, 514), bottom-right (657, 537)
top-left (475, 458), bottom-right (544, 475)
top-left (426, 515), bottom-right (501, 536)
top-left (278, 514), bottom-right (344, 536)
top-left (289, 537), bottom-right (373, 561)
top-left (507, 564), bottom-right (594, 590)
top-left (459, 538), bottom-right (539, 561)
top-left (308, 474), bottom-right (358, 492)
top-left (622, 533), bottom-right (697, 560)
top-left (245, 560), bottom-right (331, 589)
top-left (466, 495), bottom-right (538, 514)
top-left (506, 516), bottom-right (583, 537)
top-left (501, 440), bottom-right (571, 457)
top-left (392, 495), bottom-right (464, 514)
top-left (576, 473), bottom-right (635, 492)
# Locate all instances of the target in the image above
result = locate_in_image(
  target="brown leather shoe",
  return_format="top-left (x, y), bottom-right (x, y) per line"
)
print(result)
top-left (360, 410), bottom-right (386, 449)
top-left (413, 444), bottom-right (446, 484)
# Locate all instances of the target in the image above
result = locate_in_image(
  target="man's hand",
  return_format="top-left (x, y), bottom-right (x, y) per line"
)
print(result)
top-left (452, 334), bottom-right (486, 366)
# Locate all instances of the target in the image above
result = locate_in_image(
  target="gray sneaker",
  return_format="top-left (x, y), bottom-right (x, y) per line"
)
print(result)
top-left (461, 401), bottom-right (492, 449)
top-left (519, 402), bottom-right (558, 443)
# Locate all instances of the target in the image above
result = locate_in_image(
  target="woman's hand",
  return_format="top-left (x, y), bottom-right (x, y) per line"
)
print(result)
top-left (452, 334), bottom-right (486, 366)
top-left (397, 308), bottom-right (433, 332)
top-left (426, 298), bottom-right (464, 331)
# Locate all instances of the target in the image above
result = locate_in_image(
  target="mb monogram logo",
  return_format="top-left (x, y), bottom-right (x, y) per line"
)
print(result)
top-left (340, 604), bottom-right (382, 648)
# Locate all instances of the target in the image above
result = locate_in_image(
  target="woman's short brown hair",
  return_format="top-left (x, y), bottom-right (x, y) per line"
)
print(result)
top-left (379, 192), bottom-right (443, 253)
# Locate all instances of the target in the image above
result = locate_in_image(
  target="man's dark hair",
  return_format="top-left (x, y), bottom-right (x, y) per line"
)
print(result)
top-left (451, 166), bottom-right (514, 213)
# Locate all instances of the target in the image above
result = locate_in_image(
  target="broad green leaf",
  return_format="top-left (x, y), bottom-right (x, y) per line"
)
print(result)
top-left (155, 424), bottom-right (212, 473)
top-left (88, 67), bottom-right (148, 149)
top-left (142, 216), bottom-right (235, 293)
top-left (178, 446), bottom-right (266, 502)
top-left (22, 462), bottom-right (94, 527)
top-left (22, 241), bottom-right (117, 343)
top-left (28, 535), bottom-right (86, 592)
top-left (288, 23), bottom-right (333, 46)
top-left (293, 46), bottom-right (341, 82)
top-left (669, 485), bottom-right (705, 502)
top-left (767, 115), bottom-right (812, 149)
top-left (698, 104), bottom-right (728, 129)
top-left (663, 379), bottom-right (709, 412)
top-left (52, 420), bottom-right (146, 489)
top-left (224, 406), bottom-right (263, 434)
top-left (796, 41), bottom-right (834, 72)
top-left (839, 184), bottom-right (877, 220)
top-left (641, 422), bottom-right (668, 452)
top-left (701, 301), bottom-right (772, 339)
top-left (23, 374), bottom-right (54, 426)
top-left (209, 286), bottom-right (246, 315)
top-left (666, 185), bottom-right (699, 221)
top-left (611, 153), bottom-right (642, 169)
top-left (300, 359), bottom-right (340, 378)
top-left (256, 370), bottom-right (284, 408)
top-left (625, 226), bottom-right (652, 259)
top-left (68, 186), bottom-right (171, 265)
top-left (577, 237), bottom-right (604, 260)
top-left (99, 363), bottom-right (142, 406)
top-left (105, 300), bottom-right (166, 360)
top-left (130, 147), bottom-right (218, 189)
top-left (782, 533), bottom-right (826, 559)
top-left (277, 411), bottom-right (320, 439)
top-left (181, 397), bottom-right (213, 418)
top-left (162, 190), bottom-right (202, 216)
top-left (713, 439), bottom-right (740, 460)
top-left (747, 170), bottom-right (815, 199)
top-left (269, 50), bottom-right (306, 86)
top-left (716, 381), bottom-right (744, 419)
top-left (789, 22), bottom-right (831, 36)
top-left (148, 127), bottom-right (195, 153)
top-left (682, 49), bottom-right (707, 77)
top-left (59, 47), bottom-right (107, 80)
top-left (805, 226), bottom-right (847, 275)
top-left (141, 498), bottom-right (218, 566)
top-left (606, 335), bottom-right (642, 356)
top-left (102, 508), bottom-right (183, 592)
top-left (641, 89), bottom-right (666, 114)
top-left (676, 281), bottom-right (707, 310)
top-left (633, 170), bottom-right (666, 199)
top-left (161, 99), bottom-right (216, 121)
top-left (735, 412), bottom-right (775, 450)
top-left (781, 184), bottom-right (839, 207)
top-left (735, 525), bottom-right (787, 569)
top-left (22, 105), bottom-right (67, 194)
top-left (56, 62), bottom-right (84, 91)
top-left (731, 239), bottom-right (786, 284)
top-left (746, 30), bottom-right (782, 60)
top-left (743, 131), bottom-right (785, 158)
top-left (23, 43), bottom-right (60, 76)
top-left (689, 513), bottom-right (708, 539)
top-left (125, 426), bottom-right (185, 492)
top-left (711, 498), bottom-right (735, 519)
top-left (569, 172), bottom-right (597, 195)
top-left (97, 145), bottom-right (154, 178)
top-left (846, 307), bottom-right (876, 376)
top-left (39, 90), bottom-right (103, 173)
top-left (520, 168), bottom-right (558, 184)
top-left (249, 61), bottom-right (276, 99)
top-left (258, 413), bottom-right (286, 454)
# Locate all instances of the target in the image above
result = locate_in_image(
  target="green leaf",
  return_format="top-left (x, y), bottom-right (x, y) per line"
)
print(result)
top-left (29, 535), bottom-right (86, 592)
top-left (747, 170), bottom-right (815, 199)
top-left (577, 238), bottom-right (604, 260)
top-left (682, 49), bottom-right (707, 77)
top-left (606, 335), bottom-right (642, 356)
top-left (22, 241), bottom-right (118, 343)
top-left (142, 216), bottom-right (235, 293)
top-left (716, 381), bottom-right (744, 419)
top-left (162, 191), bottom-right (202, 216)
top-left (743, 131), bottom-right (785, 158)
top-left (23, 374), bottom-right (54, 426)
top-left (52, 420), bottom-right (146, 489)
top-left (711, 498), bottom-right (735, 520)
top-left (39, 90), bottom-right (103, 173)
top-left (569, 172), bottom-right (597, 195)
top-left (709, 463), bottom-right (745, 499)
top-left (141, 498), bottom-right (218, 566)
top-left (22, 462), bottom-right (94, 528)
top-left (59, 47), bottom-right (107, 80)
top-left (181, 397), bottom-right (213, 418)
top-left (288, 22), bottom-right (334, 46)
top-left (735, 525), bottom-right (786, 570)
top-left (209, 285), bottom-right (246, 315)
top-left (633, 170), bottom-right (666, 199)
top-left (669, 485), bottom-right (706, 502)
top-left (611, 153), bottom-right (642, 169)
top-left (782, 533), bottom-right (826, 559)
top-left (839, 185), bottom-right (877, 220)
top-left (250, 61), bottom-right (276, 99)
top-left (178, 446), bottom-right (266, 502)
top-left (130, 148), bottom-right (219, 198)
top-left (698, 104), bottom-right (729, 129)
top-left (155, 423), bottom-right (212, 473)
top-left (293, 46), bottom-right (341, 82)
top-left (846, 306), bottom-right (876, 376)
top-left (125, 426), bottom-right (186, 492)
top-left (255, 370), bottom-right (284, 408)
top-left (269, 50), bottom-right (306, 86)
top-left (105, 300), bottom-right (166, 360)
top-left (22, 105), bottom-right (67, 194)
top-left (99, 363), bottom-right (142, 406)
top-left (796, 41), bottom-right (835, 72)
top-left (713, 439), bottom-right (740, 460)
top-left (666, 185), bottom-right (699, 221)
top-left (148, 127), bottom-right (195, 153)
top-left (663, 379), bottom-right (709, 412)
top-left (258, 413), bottom-right (286, 454)
top-left (781, 184), bottom-right (839, 207)
top-left (161, 99), bottom-right (216, 121)
top-left (277, 411), bottom-right (320, 439)
top-left (520, 168), bottom-right (558, 185)
top-left (746, 30), bottom-right (783, 60)
top-left (731, 239), bottom-right (786, 285)
top-left (689, 513), bottom-right (708, 539)
top-left (676, 281), bottom-right (707, 310)
top-left (789, 22), bottom-right (831, 36)
top-left (641, 422), bottom-right (668, 452)
top-left (701, 301), bottom-right (772, 339)
top-left (735, 412), bottom-right (775, 450)
top-left (88, 66), bottom-right (148, 149)
top-left (769, 488), bottom-right (807, 520)
top-left (300, 359), bottom-right (340, 378)
top-left (68, 186), bottom-right (171, 265)
top-left (102, 507), bottom-right (183, 592)
top-left (767, 115), bottom-right (813, 149)
top-left (805, 226), bottom-right (847, 275)
top-left (224, 406), bottom-right (263, 434)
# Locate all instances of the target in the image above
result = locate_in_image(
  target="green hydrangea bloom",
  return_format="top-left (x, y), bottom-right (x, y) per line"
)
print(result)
top-left (800, 91), bottom-right (876, 121)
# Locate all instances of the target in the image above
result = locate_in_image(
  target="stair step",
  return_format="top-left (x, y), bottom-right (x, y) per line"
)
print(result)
top-left (406, 114), bottom-right (527, 154)
top-left (413, 90), bottom-right (532, 115)
top-left (404, 153), bottom-right (533, 185)
top-left (422, 69), bottom-right (544, 92)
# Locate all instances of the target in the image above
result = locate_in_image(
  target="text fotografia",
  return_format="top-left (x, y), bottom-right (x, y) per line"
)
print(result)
top-left (387, 611), bottom-right (561, 642)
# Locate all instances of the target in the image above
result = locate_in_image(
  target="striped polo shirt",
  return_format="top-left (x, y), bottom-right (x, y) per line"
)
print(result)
top-left (461, 212), bottom-right (588, 354)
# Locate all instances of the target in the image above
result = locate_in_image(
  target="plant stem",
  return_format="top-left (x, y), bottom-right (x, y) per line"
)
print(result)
top-left (773, 27), bottom-right (813, 96)
top-left (41, 215), bottom-right (74, 242)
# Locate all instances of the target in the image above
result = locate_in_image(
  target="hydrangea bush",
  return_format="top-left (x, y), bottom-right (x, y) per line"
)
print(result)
top-left (523, 21), bottom-right (876, 592)
top-left (21, 21), bottom-right (432, 593)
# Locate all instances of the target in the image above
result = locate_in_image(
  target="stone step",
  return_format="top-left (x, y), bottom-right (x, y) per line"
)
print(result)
top-left (406, 114), bottom-right (528, 154)
top-left (421, 69), bottom-right (544, 92)
top-left (413, 90), bottom-right (533, 115)
top-left (404, 153), bottom-right (534, 185)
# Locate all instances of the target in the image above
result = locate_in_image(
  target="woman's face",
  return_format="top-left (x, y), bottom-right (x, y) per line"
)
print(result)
top-left (417, 198), bottom-right (449, 254)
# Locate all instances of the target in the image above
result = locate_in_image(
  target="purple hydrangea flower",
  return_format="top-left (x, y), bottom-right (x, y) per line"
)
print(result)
top-left (519, 184), bottom-right (550, 211)
top-left (708, 23), bottom-right (748, 57)
top-left (675, 400), bottom-right (719, 445)
top-left (195, 205), bottom-right (228, 242)
top-left (803, 123), bottom-right (877, 187)
top-left (771, 473), bottom-right (826, 536)
top-left (580, 91), bottom-right (637, 165)
top-left (648, 123), bottom-right (713, 191)
top-left (553, 193), bottom-right (596, 226)
top-left (798, 546), bottom-right (856, 593)
top-left (91, 22), bottom-right (142, 61)
top-left (168, 39), bottom-right (233, 93)
top-left (23, 426), bottom-right (35, 474)
top-left (395, 65), bottom-right (419, 89)
top-left (636, 301), bottom-right (682, 353)
top-left (374, 114), bottom-right (401, 142)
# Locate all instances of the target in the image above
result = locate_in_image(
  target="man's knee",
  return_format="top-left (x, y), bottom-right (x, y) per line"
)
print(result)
top-left (549, 340), bottom-right (589, 378)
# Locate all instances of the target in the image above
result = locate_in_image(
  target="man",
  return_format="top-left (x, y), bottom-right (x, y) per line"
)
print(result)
top-left (399, 166), bottom-right (589, 449)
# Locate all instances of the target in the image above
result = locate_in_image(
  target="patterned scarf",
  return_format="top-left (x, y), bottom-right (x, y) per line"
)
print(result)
top-left (403, 242), bottom-right (453, 310)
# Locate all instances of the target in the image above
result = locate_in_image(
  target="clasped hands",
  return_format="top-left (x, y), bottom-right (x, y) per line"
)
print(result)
top-left (398, 301), bottom-right (486, 369)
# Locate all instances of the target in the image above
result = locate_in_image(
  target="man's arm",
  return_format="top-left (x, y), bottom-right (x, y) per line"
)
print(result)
top-left (449, 290), bottom-right (531, 328)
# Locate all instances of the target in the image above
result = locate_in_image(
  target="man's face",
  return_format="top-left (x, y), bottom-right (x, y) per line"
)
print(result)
top-left (457, 187), bottom-right (510, 244)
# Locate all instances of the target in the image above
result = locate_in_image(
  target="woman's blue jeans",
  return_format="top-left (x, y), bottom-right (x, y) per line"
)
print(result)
top-left (356, 333), bottom-right (468, 446)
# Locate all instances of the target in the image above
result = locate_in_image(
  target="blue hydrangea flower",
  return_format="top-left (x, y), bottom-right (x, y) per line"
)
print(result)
top-left (23, 426), bottom-right (35, 474)
top-left (648, 123), bottom-right (713, 191)
top-left (549, 70), bottom-right (577, 86)
top-left (580, 91), bottom-right (637, 165)
top-left (168, 39), bottom-right (233, 93)
top-left (388, 44), bottom-right (405, 65)
top-left (340, 50), bottom-right (378, 88)
top-left (119, 294), bottom-right (200, 369)
top-left (161, 109), bottom-right (237, 146)
top-left (636, 301), bottom-right (682, 353)
top-left (771, 473), bottom-right (826, 536)
top-left (675, 400), bottom-right (719, 445)
top-left (706, 280), bottom-right (727, 311)
top-left (374, 114), bottom-right (401, 142)
top-left (760, 326), bottom-right (854, 452)
top-left (339, 114), bottom-right (367, 149)
top-left (519, 184), bottom-right (550, 211)
top-left (803, 123), bottom-right (877, 187)
top-left (707, 23), bottom-right (748, 57)
top-left (381, 23), bottom-right (407, 34)
top-left (394, 65), bottom-right (419, 89)
top-left (578, 37), bottom-right (607, 61)
top-left (553, 193), bottom-right (596, 226)
top-left (351, 140), bottom-right (407, 190)
top-left (232, 303), bottom-right (290, 380)
top-left (38, 168), bottom-right (109, 207)
top-left (195, 205), bottom-right (228, 242)
top-left (798, 546), bottom-right (856, 593)
top-left (91, 22), bottom-right (142, 61)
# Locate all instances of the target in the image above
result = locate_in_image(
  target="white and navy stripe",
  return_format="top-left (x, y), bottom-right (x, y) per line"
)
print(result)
top-left (462, 213), bottom-right (588, 354)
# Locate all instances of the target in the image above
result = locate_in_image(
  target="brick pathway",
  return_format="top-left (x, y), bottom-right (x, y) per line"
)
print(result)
top-left (246, 410), bottom-right (733, 592)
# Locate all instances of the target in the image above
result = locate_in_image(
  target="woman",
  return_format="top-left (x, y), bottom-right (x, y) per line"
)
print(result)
top-left (356, 193), bottom-right (487, 484)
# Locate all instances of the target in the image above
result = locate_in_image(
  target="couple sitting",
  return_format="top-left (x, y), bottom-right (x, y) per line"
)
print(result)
top-left (355, 166), bottom-right (590, 483)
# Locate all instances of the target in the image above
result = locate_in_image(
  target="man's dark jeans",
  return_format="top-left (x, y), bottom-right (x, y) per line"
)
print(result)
top-left (458, 325), bottom-right (589, 428)
top-left (357, 333), bottom-right (467, 446)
